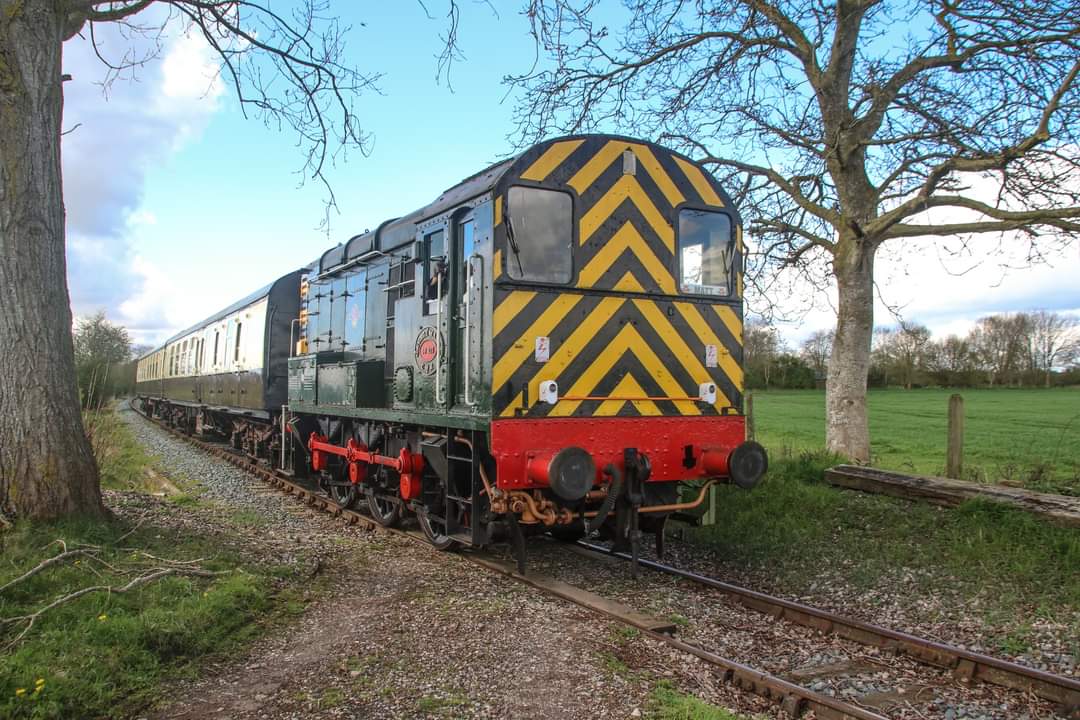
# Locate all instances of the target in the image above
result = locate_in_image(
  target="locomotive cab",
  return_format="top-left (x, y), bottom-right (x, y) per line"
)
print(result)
top-left (485, 137), bottom-right (767, 557)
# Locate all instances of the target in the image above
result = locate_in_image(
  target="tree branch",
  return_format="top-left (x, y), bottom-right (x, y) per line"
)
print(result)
top-left (2, 566), bottom-right (223, 649)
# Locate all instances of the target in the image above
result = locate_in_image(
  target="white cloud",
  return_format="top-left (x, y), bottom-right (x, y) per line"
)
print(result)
top-left (63, 20), bottom-right (225, 343)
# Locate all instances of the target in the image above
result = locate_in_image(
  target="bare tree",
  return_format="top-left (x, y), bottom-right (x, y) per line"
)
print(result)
top-left (800, 329), bottom-right (834, 376)
top-left (971, 313), bottom-right (1030, 387)
top-left (870, 326), bottom-right (898, 387)
top-left (1026, 310), bottom-right (1079, 387)
top-left (508, 0), bottom-right (1080, 460)
top-left (870, 324), bottom-right (930, 387)
top-left (743, 319), bottom-right (784, 389)
top-left (927, 334), bottom-right (978, 387)
top-left (891, 321), bottom-right (932, 389)
top-left (0, 0), bottom-right (383, 521)
top-left (73, 312), bottom-right (131, 408)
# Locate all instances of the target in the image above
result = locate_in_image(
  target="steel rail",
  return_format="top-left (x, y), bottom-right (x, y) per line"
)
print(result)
top-left (576, 541), bottom-right (1080, 712)
top-left (128, 403), bottom-right (887, 720)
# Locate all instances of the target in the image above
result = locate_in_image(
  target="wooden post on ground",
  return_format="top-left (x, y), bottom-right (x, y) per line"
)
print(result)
top-left (946, 394), bottom-right (964, 479)
top-left (745, 392), bottom-right (755, 441)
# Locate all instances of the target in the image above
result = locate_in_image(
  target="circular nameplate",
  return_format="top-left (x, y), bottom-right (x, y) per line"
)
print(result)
top-left (414, 326), bottom-right (441, 377)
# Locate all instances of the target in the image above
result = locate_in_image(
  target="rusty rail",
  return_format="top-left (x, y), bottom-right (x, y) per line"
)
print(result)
top-left (576, 541), bottom-right (1080, 712)
top-left (126, 404), bottom-right (1034, 720)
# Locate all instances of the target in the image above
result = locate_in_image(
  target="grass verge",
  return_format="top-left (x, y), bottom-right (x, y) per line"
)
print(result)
top-left (647, 680), bottom-right (749, 719)
top-left (0, 518), bottom-right (308, 720)
top-left (0, 517), bottom-right (303, 719)
top-left (84, 407), bottom-right (155, 492)
top-left (687, 452), bottom-right (1080, 620)
top-left (0, 406), bottom-right (312, 718)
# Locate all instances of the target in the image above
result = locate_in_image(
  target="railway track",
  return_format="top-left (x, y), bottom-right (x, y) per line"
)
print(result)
top-left (129, 404), bottom-right (1078, 720)
top-left (572, 541), bottom-right (1080, 712)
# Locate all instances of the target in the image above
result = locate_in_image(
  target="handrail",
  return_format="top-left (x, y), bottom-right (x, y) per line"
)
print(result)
top-left (434, 270), bottom-right (444, 406)
top-left (463, 253), bottom-right (481, 406)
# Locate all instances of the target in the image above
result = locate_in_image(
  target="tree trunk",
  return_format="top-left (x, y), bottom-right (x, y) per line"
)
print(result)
top-left (825, 243), bottom-right (875, 463)
top-left (0, 0), bottom-right (105, 521)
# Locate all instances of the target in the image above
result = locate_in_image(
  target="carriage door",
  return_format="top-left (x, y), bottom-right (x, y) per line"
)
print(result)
top-left (451, 210), bottom-right (480, 409)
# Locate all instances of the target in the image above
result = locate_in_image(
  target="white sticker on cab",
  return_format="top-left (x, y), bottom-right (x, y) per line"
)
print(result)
top-left (535, 336), bottom-right (550, 362)
top-left (705, 344), bottom-right (718, 368)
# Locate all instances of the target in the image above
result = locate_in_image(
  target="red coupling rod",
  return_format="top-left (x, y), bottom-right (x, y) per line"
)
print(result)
top-left (308, 433), bottom-right (424, 499)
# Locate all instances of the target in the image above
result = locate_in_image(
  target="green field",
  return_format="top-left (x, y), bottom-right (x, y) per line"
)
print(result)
top-left (751, 388), bottom-right (1080, 494)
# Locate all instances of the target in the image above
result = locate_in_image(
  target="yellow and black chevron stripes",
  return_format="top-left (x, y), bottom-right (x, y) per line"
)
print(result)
top-left (673, 155), bottom-right (724, 207)
top-left (520, 139), bottom-right (586, 182)
top-left (504, 137), bottom-right (732, 298)
top-left (579, 174), bottom-right (675, 251)
top-left (491, 290), bottom-right (742, 419)
top-left (572, 142), bottom-right (682, 296)
top-left (577, 223), bottom-right (675, 293)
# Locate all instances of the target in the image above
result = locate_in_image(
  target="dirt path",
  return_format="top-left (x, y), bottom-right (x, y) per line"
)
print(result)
top-left (144, 526), bottom-right (766, 720)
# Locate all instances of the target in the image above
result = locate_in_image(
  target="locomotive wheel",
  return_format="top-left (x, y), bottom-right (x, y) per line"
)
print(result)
top-left (417, 509), bottom-right (457, 550)
top-left (329, 482), bottom-right (358, 510)
top-left (367, 492), bottom-right (402, 528)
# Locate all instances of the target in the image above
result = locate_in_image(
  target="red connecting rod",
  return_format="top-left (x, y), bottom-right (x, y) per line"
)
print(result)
top-left (307, 433), bottom-right (424, 500)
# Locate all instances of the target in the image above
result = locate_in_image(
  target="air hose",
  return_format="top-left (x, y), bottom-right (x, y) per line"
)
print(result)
top-left (584, 464), bottom-right (622, 534)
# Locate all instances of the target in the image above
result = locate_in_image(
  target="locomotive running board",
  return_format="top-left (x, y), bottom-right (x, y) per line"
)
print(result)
top-left (469, 555), bottom-right (678, 635)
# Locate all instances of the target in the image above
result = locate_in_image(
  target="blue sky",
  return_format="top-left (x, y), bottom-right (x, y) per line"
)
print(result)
top-left (60, 2), bottom-right (1080, 350)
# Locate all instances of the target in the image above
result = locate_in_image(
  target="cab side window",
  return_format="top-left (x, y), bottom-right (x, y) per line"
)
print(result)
top-left (424, 229), bottom-right (446, 312)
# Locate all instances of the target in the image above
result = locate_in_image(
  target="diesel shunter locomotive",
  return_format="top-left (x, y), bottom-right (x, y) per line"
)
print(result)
top-left (136, 134), bottom-right (767, 569)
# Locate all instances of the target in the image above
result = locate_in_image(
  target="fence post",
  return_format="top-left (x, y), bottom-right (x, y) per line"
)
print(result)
top-left (745, 392), bottom-right (755, 441)
top-left (946, 394), bottom-right (964, 479)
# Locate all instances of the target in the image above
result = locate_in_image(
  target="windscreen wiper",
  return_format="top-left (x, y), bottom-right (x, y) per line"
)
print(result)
top-left (505, 213), bottom-right (525, 277)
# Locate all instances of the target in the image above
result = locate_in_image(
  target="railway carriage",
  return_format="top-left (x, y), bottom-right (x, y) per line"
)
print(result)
top-left (136, 134), bottom-right (766, 568)
top-left (135, 271), bottom-right (305, 456)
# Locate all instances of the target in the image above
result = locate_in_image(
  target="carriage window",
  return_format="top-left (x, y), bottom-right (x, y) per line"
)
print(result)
top-left (506, 186), bottom-right (572, 284)
top-left (234, 322), bottom-right (243, 362)
top-left (678, 209), bottom-right (733, 296)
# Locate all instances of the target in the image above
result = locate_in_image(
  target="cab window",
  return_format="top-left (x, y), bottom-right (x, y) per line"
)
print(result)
top-left (506, 186), bottom-right (572, 284)
top-left (423, 229), bottom-right (446, 312)
top-left (678, 209), bottom-right (733, 296)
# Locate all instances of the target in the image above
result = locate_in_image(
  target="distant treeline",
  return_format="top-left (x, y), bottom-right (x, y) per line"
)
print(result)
top-left (746, 310), bottom-right (1080, 390)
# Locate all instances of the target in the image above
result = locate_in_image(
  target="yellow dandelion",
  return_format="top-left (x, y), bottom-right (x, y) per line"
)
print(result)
top-left (35, 679), bottom-right (44, 688)
top-left (97, 613), bottom-right (108, 622)
top-left (14, 688), bottom-right (25, 697)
